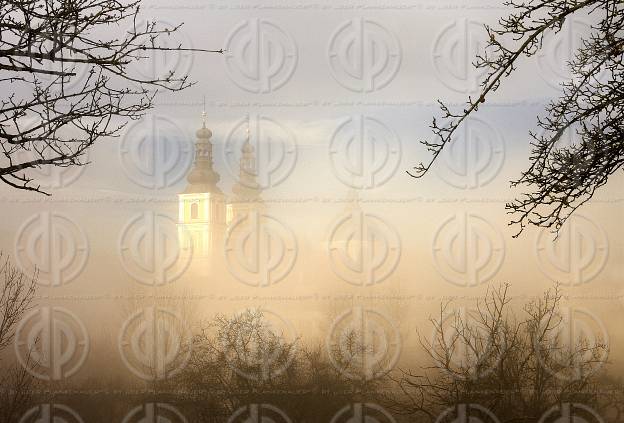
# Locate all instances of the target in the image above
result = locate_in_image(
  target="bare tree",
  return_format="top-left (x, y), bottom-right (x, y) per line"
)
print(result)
top-left (0, 0), bottom-right (222, 193)
top-left (0, 253), bottom-right (36, 351)
top-left (386, 284), bottom-right (616, 422)
top-left (0, 253), bottom-right (37, 423)
top-left (178, 309), bottom-right (300, 419)
top-left (178, 309), bottom-right (381, 421)
top-left (410, 0), bottom-right (623, 236)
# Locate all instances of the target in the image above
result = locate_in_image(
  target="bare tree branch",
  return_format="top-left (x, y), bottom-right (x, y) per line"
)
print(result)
top-left (410, 0), bottom-right (623, 236)
top-left (0, 0), bottom-right (223, 193)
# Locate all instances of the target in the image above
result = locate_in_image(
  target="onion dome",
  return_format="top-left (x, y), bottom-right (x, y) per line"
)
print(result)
top-left (183, 115), bottom-right (222, 195)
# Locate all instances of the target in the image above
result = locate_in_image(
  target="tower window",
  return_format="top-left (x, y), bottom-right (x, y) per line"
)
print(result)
top-left (190, 202), bottom-right (199, 220)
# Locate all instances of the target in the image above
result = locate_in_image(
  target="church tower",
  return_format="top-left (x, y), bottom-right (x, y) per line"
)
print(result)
top-left (227, 122), bottom-right (263, 225)
top-left (178, 112), bottom-right (226, 257)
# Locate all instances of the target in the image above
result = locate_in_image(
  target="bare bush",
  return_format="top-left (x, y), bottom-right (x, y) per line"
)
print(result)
top-left (386, 284), bottom-right (616, 422)
top-left (0, 253), bottom-right (37, 423)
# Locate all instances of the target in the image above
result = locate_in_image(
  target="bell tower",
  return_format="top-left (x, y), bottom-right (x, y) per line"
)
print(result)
top-left (227, 119), bottom-right (263, 225)
top-left (178, 111), bottom-right (226, 256)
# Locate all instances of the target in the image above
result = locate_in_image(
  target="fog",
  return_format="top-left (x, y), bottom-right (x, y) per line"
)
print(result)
top-left (1, 0), bottom-right (623, 422)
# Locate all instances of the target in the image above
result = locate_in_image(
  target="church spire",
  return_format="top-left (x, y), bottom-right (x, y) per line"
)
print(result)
top-left (183, 108), bottom-right (222, 194)
top-left (232, 115), bottom-right (261, 200)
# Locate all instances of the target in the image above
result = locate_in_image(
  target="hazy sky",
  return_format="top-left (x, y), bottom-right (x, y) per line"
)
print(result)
top-left (2, 0), bottom-right (623, 382)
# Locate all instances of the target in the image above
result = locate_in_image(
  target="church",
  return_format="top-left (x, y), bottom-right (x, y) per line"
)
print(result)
top-left (177, 112), bottom-right (262, 257)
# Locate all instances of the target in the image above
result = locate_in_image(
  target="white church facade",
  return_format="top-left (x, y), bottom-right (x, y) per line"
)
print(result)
top-left (178, 113), bottom-right (262, 257)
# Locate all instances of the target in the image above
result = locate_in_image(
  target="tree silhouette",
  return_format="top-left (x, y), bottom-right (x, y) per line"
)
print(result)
top-left (385, 284), bottom-right (619, 422)
top-left (410, 0), bottom-right (623, 236)
top-left (0, 253), bottom-right (37, 423)
top-left (0, 0), bottom-right (222, 193)
top-left (178, 309), bottom-right (383, 421)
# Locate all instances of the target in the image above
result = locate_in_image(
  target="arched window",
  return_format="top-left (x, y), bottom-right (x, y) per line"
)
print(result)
top-left (190, 202), bottom-right (199, 220)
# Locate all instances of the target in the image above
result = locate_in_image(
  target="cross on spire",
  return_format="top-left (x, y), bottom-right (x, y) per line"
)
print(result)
top-left (245, 113), bottom-right (250, 141)
top-left (201, 95), bottom-right (207, 128)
